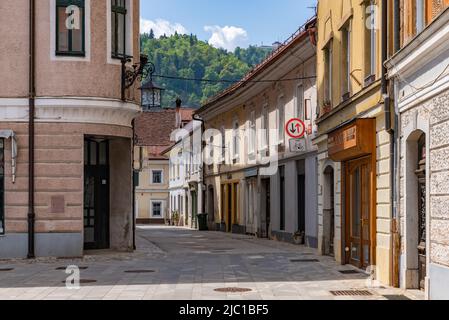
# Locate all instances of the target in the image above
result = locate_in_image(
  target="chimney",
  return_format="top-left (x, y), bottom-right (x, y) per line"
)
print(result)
top-left (175, 98), bottom-right (182, 128)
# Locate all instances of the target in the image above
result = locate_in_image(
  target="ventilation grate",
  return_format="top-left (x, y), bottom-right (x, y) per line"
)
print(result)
top-left (383, 295), bottom-right (412, 301)
top-left (339, 270), bottom-right (362, 275)
top-left (290, 259), bottom-right (320, 263)
top-left (62, 279), bottom-right (97, 284)
top-left (214, 287), bottom-right (253, 293)
top-left (124, 270), bottom-right (156, 274)
top-left (330, 290), bottom-right (373, 297)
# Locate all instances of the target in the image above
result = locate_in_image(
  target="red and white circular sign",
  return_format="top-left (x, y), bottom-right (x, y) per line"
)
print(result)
top-left (286, 118), bottom-right (306, 139)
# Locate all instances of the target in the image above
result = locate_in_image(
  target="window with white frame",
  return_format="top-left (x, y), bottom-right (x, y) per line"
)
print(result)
top-left (111, 0), bottom-right (127, 58)
top-left (261, 104), bottom-right (269, 149)
top-left (324, 43), bottom-right (333, 105)
top-left (56, 0), bottom-right (85, 56)
top-left (277, 98), bottom-right (285, 144)
top-left (248, 111), bottom-right (256, 155)
top-left (364, 0), bottom-right (377, 82)
top-left (151, 201), bottom-right (163, 218)
top-left (341, 21), bottom-right (352, 99)
top-left (221, 126), bottom-right (226, 163)
top-left (233, 120), bottom-right (240, 160)
top-left (305, 99), bottom-right (312, 121)
top-left (151, 170), bottom-right (163, 184)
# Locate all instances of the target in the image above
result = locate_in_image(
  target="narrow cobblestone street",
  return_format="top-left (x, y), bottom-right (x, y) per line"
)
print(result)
top-left (0, 226), bottom-right (424, 300)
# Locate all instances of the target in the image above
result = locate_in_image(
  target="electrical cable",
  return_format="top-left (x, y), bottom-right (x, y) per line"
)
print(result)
top-left (153, 74), bottom-right (317, 84)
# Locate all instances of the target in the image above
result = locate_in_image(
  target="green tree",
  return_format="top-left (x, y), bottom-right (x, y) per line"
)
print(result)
top-left (141, 34), bottom-right (272, 108)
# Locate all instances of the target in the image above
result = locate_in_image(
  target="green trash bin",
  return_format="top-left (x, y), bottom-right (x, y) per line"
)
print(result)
top-left (197, 213), bottom-right (208, 231)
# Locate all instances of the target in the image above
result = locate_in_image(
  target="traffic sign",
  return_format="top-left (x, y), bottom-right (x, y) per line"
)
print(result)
top-left (286, 118), bottom-right (306, 139)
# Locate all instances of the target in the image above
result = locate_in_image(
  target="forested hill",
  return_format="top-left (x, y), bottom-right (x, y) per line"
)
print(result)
top-left (140, 32), bottom-right (272, 108)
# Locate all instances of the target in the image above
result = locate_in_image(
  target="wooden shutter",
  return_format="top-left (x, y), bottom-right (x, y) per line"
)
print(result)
top-left (426, 0), bottom-right (449, 23)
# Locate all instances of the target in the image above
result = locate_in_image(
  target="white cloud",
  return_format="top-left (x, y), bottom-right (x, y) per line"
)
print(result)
top-left (204, 25), bottom-right (248, 51)
top-left (140, 18), bottom-right (188, 37)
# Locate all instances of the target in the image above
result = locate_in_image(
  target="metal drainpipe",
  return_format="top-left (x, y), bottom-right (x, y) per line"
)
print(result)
top-left (131, 119), bottom-right (136, 251)
top-left (381, 0), bottom-right (398, 287)
top-left (193, 114), bottom-right (206, 215)
top-left (391, 0), bottom-right (401, 288)
top-left (27, 0), bottom-right (36, 259)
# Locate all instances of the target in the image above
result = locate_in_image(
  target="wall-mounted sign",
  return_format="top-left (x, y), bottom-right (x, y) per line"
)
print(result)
top-left (286, 118), bottom-right (306, 139)
top-left (289, 138), bottom-right (307, 153)
top-left (244, 168), bottom-right (258, 178)
top-left (328, 119), bottom-right (375, 162)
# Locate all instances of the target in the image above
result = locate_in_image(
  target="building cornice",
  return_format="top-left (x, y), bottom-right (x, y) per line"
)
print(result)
top-left (0, 97), bottom-right (140, 128)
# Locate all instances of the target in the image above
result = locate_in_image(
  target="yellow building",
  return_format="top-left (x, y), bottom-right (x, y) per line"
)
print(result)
top-left (314, 0), bottom-right (395, 286)
top-left (134, 110), bottom-right (177, 224)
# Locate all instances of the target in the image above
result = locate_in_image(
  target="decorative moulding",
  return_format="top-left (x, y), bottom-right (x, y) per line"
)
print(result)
top-left (0, 98), bottom-right (140, 128)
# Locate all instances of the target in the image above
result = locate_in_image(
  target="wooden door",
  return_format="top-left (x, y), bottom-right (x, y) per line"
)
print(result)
top-left (297, 174), bottom-right (306, 234)
top-left (345, 157), bottom-right (373, 269)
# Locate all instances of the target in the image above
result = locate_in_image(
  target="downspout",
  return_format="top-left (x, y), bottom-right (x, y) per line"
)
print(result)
top-left (27, 0), bottom-right (36, 259)
top-left (131, 119), bottom-right (136, 251)
top-left (391, 0), bottom-right (401, 288)
top-left (193, 114), bottom-right (206, 216)
top-left (382, 0), bottom-right (398, 287)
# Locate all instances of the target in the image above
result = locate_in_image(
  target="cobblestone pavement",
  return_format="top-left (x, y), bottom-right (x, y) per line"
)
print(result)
top-left (0, 226), bottom-right (424, 300)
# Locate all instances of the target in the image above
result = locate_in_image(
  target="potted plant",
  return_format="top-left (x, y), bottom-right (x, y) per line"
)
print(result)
top-left (293, 231), bottom-right (305, 245)
top-left (172, 211), bottom-right (180, 226)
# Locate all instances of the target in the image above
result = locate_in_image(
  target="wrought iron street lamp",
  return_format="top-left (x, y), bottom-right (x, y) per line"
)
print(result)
top-left (139, 62), bottom-right (165, 110)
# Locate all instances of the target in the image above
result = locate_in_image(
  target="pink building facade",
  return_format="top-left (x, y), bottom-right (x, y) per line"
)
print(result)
top-left (0, 0), bottom-right (141, 258)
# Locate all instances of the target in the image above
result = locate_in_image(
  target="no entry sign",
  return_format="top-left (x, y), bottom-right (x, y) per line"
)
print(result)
top-left (286, 118), bottom-right (306, 139)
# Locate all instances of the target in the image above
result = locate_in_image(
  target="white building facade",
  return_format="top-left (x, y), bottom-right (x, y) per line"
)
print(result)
top-left (386, 8), bottom-right (449, 300)
top-left (167, 120), bottom-right (203, 228)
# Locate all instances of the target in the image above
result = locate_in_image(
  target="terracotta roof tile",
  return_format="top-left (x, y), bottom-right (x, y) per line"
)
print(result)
top-left (135, 109), bottom-right (176, 148)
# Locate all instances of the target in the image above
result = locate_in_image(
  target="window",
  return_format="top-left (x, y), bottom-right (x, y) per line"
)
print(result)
top-left (248, 111), bottom-right (256, 155)
top-left (233, 120), bottom-right (240, 161)
top-left (0, 139), bottom-right (4, 235)
top-left (305, 99), bottom-right (312, 121)
top-left (152, 202), bottom-right (162, 217)
top-left (416, 0), bottom-right (426, 34)
top-left (111, 0), bottom-right (127, 58)
top-left (152, 170), bottom-right (162, 184)
top-left (56, 0), bottom-right (85, 56)
top-left (261, 104), bottom-right (269, 149)
top-left (414, 0), bottom-right (449, 35)
top-left (324, 43), bottom-right (333, 105)
top-left (277, 98), bottom-right (285, 144)
top-left (341, 22), bottom-right (352, 100)
top-left (365, 0), bottom-right (377, 84)
top-left (295, 85), bottom-right (304, 120)
top-left (221, 126), bottom-right (226, 163)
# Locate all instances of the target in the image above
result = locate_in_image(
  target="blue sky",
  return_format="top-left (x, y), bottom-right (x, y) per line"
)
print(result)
top-left (140, 0), bottom-right (318, 51)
